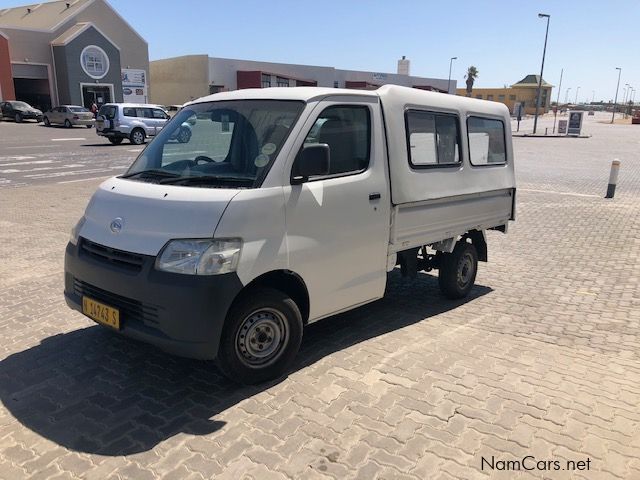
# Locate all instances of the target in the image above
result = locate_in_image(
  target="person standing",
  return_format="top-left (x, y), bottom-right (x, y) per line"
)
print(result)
top-left (90, 102), bottom-right (98, 118)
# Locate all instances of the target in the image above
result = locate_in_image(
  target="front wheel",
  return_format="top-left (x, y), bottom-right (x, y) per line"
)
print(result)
top-left (86, 124), bottom-right (93, 128)
top-left (217, 288), bottom-right (303, 384)
top-left (43, 117), bottom-right (51, 127)
top-left (64, 119), bottom-right (72, 128)
top-left (438, 241), bottom-right (478, 299)
top-left (15, 113), bottom-right (23, 123)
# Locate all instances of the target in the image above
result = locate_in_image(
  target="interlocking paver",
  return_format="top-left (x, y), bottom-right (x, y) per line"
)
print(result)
top-left (1, 112), bottom-right (640, 478)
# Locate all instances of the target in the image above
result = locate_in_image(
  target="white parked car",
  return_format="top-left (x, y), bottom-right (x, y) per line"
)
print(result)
top-left (43, 105), bottom-right (95, 128)
top-left (65, 85), bottom-right (516, 384)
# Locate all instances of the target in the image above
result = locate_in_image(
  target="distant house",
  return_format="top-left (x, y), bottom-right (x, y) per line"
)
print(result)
top-left (0, 0), bottom-right (149, 110)
top-left (456, 74), bottom-right (553, 115)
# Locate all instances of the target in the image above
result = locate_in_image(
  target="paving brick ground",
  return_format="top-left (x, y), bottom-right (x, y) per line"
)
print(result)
top-left (1, 112), bottom-right (639, 479)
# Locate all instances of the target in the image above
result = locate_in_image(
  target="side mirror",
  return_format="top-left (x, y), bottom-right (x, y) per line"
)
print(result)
top-left (291, 144), bottom-right (330, 184)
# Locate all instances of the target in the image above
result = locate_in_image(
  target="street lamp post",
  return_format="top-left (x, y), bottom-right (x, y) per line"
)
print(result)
top-left (447, 56), bottom-right (457, 94)
top-left (552, 68), bottom-right (563, 134)
top-left (611, 67), bottom-right (622, 123)
top-left (623, 84), bottom-right (630, 118)
top-left (565, 87), bottom-right (571, 104)
top-left (575, 86), bottom-right (580, 105)
top-left (591, 90), bottom-right (595, 103)
top-left (533, 13), bottom-right (550, 134)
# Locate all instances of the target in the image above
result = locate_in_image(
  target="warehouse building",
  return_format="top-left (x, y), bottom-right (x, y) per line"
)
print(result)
top-left (0, 0), bottom-right (149, 111)
top-left (150, 55), bottom-right (454, 106)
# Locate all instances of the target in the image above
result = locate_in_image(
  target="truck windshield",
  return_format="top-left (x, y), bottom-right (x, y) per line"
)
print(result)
top-left (123, 100), bottom-right (304, 188)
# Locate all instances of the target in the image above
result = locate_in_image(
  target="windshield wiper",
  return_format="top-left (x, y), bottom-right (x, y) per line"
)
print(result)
top-left (159, 175), bottom-right (255, 186)
top-left (120, 169), bottom-right (181, 179)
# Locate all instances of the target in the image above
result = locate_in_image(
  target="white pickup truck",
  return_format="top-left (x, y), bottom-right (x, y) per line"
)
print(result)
top-left (64, 85), bottom-right (515, 384)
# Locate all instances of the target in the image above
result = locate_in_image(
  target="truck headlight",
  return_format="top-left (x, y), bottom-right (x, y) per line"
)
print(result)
top-left (69, 216), bottom-right (86, 246)
top-left (155, 239), bottom-right (242, 275)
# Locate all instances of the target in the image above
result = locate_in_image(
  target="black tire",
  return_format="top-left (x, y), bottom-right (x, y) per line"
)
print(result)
top-left (217, 288), bottom-right (303, 385)
top-left (86, 124), bottom-right (93, 128)
top-left (64, 119), bottom-right (72, 128)
top-left (108, 137), bottom-right (123, 145)
top-left (15, 113), bottom-right (23, 123)
top-left (130, 128), bottom-right (145, 145)
top-left (43, 116), bottom-right (50, 127)
top-left (177, 127), bottom-right (191, 143)
top-left (438, 241), bottom-right (478, 299)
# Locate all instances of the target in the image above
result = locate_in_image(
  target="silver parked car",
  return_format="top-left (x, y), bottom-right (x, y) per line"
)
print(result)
top-left (43, 105), bottom-right (95, 128)
top-left (96, 103), bottom-right (172, 145)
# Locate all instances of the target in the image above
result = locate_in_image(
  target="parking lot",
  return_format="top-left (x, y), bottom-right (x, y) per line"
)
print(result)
top-left (1, 112), bottom-right (639, 479)
top-left (0, 121), bottom-right (142, 188)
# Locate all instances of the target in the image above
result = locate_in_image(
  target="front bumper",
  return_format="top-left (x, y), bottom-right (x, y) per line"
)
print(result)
top-left (64, 239), bottom-right (243, 359)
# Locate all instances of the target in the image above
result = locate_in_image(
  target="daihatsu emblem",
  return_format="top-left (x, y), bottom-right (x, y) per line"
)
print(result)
top-left (110, 217), bottom-right (123, 233)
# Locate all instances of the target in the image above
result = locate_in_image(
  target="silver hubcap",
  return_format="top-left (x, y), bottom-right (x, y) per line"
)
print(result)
top-left (235, 308), bottom-right (288, 368)
top-left (133, 132), bottom-right (143, 143)
top-left (457, 252), bottom-right (475, 288)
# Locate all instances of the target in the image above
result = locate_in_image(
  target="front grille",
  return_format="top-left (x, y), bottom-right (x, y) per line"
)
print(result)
top-left (80, 238), bottom-right (144, 271)
top-left (74, 279), bottom-right (160, 326)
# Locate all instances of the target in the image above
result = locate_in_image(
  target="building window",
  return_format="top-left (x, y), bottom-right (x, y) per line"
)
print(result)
top-left (334, 80), bottom-right (339, 88)
top-left (487, 95), bottom-right (494, 101)
top-left (509, 95), bottom-right (516, 101)
top-left (405, 110), bottom-right (461, 168)
top-left (467, 117), bottom-right (506, 166)
top-left (276, 76), bottom-right (289, 87)
top-left (261, 74), bottom-right (271, 88)
top-left (80, 45), bottom-right (109, 79)
top-left (476, 94), bottom-right (483, 99)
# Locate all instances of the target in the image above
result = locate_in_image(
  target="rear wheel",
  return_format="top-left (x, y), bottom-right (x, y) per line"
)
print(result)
top-left (438, 241), bottom-right (478, 299)
top-left (217, 288), bottom-right (303, 384)
top-left (108, 137), bottom-right (123, 145)
top-left (130, 128), bottom-right (145, 145)
top-left (43, 116), bottom-right (50, 127)
top-left (64, 119), bottom-right (72, 128)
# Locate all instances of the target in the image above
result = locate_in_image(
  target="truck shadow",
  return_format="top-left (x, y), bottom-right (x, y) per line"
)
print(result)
top-left (0, 271), bottom-right (491, 456)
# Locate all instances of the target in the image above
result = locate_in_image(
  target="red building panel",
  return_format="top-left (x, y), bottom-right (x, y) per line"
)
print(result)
top-left (0, 34), bottom-right (15, 100)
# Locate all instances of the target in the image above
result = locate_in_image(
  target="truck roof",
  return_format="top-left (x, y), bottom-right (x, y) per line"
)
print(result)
top-left (188, 84), bottom-right (509, 117)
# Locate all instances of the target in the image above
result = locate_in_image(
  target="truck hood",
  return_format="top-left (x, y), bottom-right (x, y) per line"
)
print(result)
top-left (78, 177), bottom-right (239, 256)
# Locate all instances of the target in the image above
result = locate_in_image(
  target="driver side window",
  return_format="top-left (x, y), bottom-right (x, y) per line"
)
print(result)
top-left (302, 105), bottom-right (371, 176)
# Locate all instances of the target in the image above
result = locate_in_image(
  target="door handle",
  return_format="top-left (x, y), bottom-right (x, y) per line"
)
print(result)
top-left (369, 192), bottom-right (381, 201)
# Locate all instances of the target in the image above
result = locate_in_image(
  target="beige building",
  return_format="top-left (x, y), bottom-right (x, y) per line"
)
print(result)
top-left (0, 0), bottom-right (149, 110)
top-left (456, 75), bottom-right (553, 115)
top-left (150, 55), bottom-right (454, 106)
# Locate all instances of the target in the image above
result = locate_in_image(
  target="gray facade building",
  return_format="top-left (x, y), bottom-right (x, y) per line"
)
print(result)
top-left (0, 0), bottom-right (149, 110)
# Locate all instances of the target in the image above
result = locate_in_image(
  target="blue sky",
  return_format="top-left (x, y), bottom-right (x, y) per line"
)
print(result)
top-left (4, 0), bottom-right (640, 102)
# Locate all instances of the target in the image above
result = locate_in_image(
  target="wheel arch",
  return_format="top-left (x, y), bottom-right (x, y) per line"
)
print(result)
top-left (234, 270), bottom-right (310, 325)
top-left (464, 229), bottom-right (487, 262)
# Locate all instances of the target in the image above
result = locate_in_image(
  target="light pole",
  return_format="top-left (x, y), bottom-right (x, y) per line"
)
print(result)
top-left (611, 67), bottom-right (622, 123)
top-left (623, 84), bottom-right (630, 118)
top-left (552, 68), bottom-right (563, 134)
top-left (533, 13), bottom-right (550, 134)
top-left (591, 90), bottom-right (595, 103)
top-left (574, 86), bottom-right (580, 105)
top-left (565, 87), bottom-right (571, 104)
top-left (447, 56), bottom-right (457, 94)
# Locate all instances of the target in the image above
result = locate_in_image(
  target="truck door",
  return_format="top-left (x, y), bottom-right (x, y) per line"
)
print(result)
top-left (283, 97), bottom-right (390, 321)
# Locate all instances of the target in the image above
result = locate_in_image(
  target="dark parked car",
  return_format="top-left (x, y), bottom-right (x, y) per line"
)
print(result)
top-left (0, 101), bottom-right (43, 123)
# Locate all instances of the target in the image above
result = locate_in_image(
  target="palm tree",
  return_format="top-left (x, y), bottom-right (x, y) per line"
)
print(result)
top-left (465, 66), bottom-right (479, 96)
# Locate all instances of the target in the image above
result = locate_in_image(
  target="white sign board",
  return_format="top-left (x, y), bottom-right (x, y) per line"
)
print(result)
top-left (558, 119), bottom-right (567, 135)
top-left (121, 69), bottom-right (148, 103)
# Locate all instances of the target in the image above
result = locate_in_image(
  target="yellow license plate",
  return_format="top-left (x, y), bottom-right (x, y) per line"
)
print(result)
top-left (82, 296), bottom-right (120, 330)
